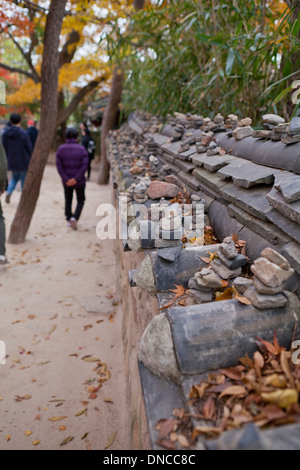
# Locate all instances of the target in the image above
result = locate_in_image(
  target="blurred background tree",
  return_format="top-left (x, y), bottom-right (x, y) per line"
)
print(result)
top-left (106, 0), bottom-right (299, 122)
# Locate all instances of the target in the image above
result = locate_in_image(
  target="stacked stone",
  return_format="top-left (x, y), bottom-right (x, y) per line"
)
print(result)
top-left (243, 248), bottom-right (294, 309)
top-left (129, 177), bottom-right (151, 204)
top-left (282, 117), bottom-right (300, 145)
top-left (159, 203), bottom-right (183, 242)
top-left (225, 114), bottom-right (239, 129)
top-left (188, 237), bottom-right (248, 305)
top-left (232, 117), bottom-right (253, 140)
top-left (252, 114), bottom-right (285, 141)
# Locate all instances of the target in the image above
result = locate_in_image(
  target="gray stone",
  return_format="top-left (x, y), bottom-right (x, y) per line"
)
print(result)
top-left (232, 277), bottom-right (254, 295)
top-left (219, 237), bottom-right (238, 259)
top-left (134, 255), bottom-right (156, 296)
top-left (217, 161), bottom-right (275, 188)
top-left (177, 170), bottom-right (201, 191)
top-left (160, 215), bottom-right (182, 231)
top-left (211, 259), bottom-right (242, 280)
top-left (140, 220), bottom-right (159, 249)
top-left (252, 130), bottom-right (271, 139)
top-left (266, 208), bottom-right (300, 245)
top-left (253, 275), bottom-right (284, 295)
top-left (244, 286), bottom-right (287, 309)
top-left (221, 184), bottom-right (272, 221)
top-left (263, 114), bottom-right (285, 125)
top-left (227, 204), bottom-right (288, 246)
top-left (218, 251), bottom-right (247, 269)
top-left (160, 228), bottom-right (183, 240)
top-left (261, 247), bottom-right (290, 271)
top-left (155, 238), bottom-right (181, 248)
top-left (189, 289), bottom-right (213, 303)
top-left (193, 167), bottom-right (229, 193)
top-left (202, 155), bottom-right (237, 172)
top-left (207, 148), bottom-right (220, 156)
top-left (174, 159), bottom-right (195, 173)
top-left (157, 243), bottom-right (183, 262)
top-left (194, 268), bottom-right (223, 289)
top-left (289, 117), bottom-right (300, 135)
top-left (239, 117), bottom-right (252, 127)
top-left (138, 312), bottom-right (181, 384)
top-left (282, 242), bottom-right (300, 276)
top-left (251, 257), bottom-right (294, 287)
top-left (166, 298), bottom-right (300, 375)
top-left (267, 186), bottom-right (300, 225)
top-left (274, 174), bottom-right (300, 203)
top-left (281, 133), bottom-right (300, 145)
top-left (233, 126), bottom-right (253, 140)
top-left (127, 225), bottom-right (142, 252)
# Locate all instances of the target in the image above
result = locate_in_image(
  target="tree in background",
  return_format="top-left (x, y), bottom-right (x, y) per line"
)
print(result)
top-left (98, 0), bottom-right (146, 184)
top-left (115, 0), bottom-right (299, 122)
top-left (8, 0), bottom-right (68, 244)
top-left (0, 0), bottom-right (115, 139)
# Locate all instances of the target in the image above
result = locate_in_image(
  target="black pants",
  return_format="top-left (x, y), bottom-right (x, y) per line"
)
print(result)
top-left (64, 186), bottom-right (86, 221)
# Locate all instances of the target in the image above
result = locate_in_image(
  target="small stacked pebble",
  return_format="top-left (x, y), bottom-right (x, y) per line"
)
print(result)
top-left (232, 117), bottom-right (253, 140)
top-left (243, 247), bottom-right (294, 309)
top-left (188, 237), bottom-right (248, 305)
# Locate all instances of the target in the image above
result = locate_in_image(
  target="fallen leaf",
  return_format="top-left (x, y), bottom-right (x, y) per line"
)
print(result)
top-left (58, 426), bottom-right (66, 431)
top-left (10, 356), bottom-right (20, 364)
top-left (75, 409), bottom-right (87, 417)
top-left (25, 430), bottom-right (33, 436)
top-left (60, 436), bottom-right (74, 446)
top-left (280, 350), bottom-right (295, 388)
top-left (103, 398), bottom-right (114, 403)
top-left (84, 325), bottom-right (93, 331)
top-left (6, 435), bottom-right (11, 442)
top-left (261, 389), bottom-right (298, 410)
top-left (203, 396), bottom-right (216, 419)
top-left (48, 416), bottom-right (67, 422)
top-left (81, 432), bottom-right (89, 440)
top-left (236, 296), bottom-right (252, 306)
top-left (220, 368), bottom-right (242, 381)
top-left (177, 434), bottom-right (190, 448)
top-left (32, 440), bottom-right (40, 446)
top-left (83, 357), bottom-right (101, 362)
top-left (104, 432), bottom-right (117, 450)
top-left (219, 385), bottom-right (247, 399)
top-left (170, 284), bottom-right (186, 298)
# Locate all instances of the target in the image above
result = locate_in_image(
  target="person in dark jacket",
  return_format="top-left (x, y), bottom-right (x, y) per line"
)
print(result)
top-left (2, 113), bottom-right (32, 204)
top-left (56, 127), bottom-right (89, 231)
top-left (26, 120), bottom-right (39, 150)
top-left (0, 140), bottom-right (8, 264)
top-left (80, 123), bottom-right (95, 181)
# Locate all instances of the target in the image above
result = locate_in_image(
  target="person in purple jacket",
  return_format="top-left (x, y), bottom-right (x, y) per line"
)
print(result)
top-left (56, 127), bottom-right (89, 231)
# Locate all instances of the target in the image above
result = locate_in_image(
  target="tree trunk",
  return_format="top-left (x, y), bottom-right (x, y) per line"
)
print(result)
top-left (97, 0), bottom-right (145, 185)
top-left (8, 0), bottom-right (67, 244)
top-left (98, 67), bottom-right (124, 185)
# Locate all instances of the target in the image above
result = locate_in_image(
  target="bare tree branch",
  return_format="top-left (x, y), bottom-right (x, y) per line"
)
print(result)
top-left (59, 30), bottom-right (81, 68)
top-left (6, 30), bottom-right (40, 83)
top-left (56, 79), bottom-right (103, 127)
top-left (0, 62), bottom-right (36, 80)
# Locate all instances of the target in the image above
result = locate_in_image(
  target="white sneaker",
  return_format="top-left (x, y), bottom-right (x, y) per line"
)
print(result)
top-left (0, 255), bottom-right (9, 265)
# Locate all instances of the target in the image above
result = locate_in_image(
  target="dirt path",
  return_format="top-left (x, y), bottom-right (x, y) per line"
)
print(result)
top-left (0, 164), bottom-right (129, 450)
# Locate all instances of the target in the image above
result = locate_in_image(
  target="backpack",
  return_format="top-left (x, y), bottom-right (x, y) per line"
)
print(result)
top-left (87, 139), bottom-right (96, 159)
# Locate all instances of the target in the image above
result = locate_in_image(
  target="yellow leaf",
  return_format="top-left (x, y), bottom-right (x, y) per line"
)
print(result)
top-left (48, 416), bottom-right (67, 422)
top-left (32, 440), bottom-right (40, 446)
top-left (75, 408), bottom-right (87, 417)
top-left (6, 435), bottom-right (11, 442)
top-left (105, 431), bottom-right (117, 450)
top-left (58, 425), bottom-right (66, 431)
top-left (261, 389), bottom-right (298, 410)
top-left (25, 430), bottom-right (33, 436)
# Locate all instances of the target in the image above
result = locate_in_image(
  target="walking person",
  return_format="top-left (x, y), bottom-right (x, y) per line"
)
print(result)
top-left (2, 113), bottom-right (32, 204)
top-left (0, 140), bottom-right (8, 264)
top-left (80, 123), bottom-right (95, 181)
top-left (26, 120), bottom-right (39, 150)
top-left (56, 127), bottom-right (89, 231)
